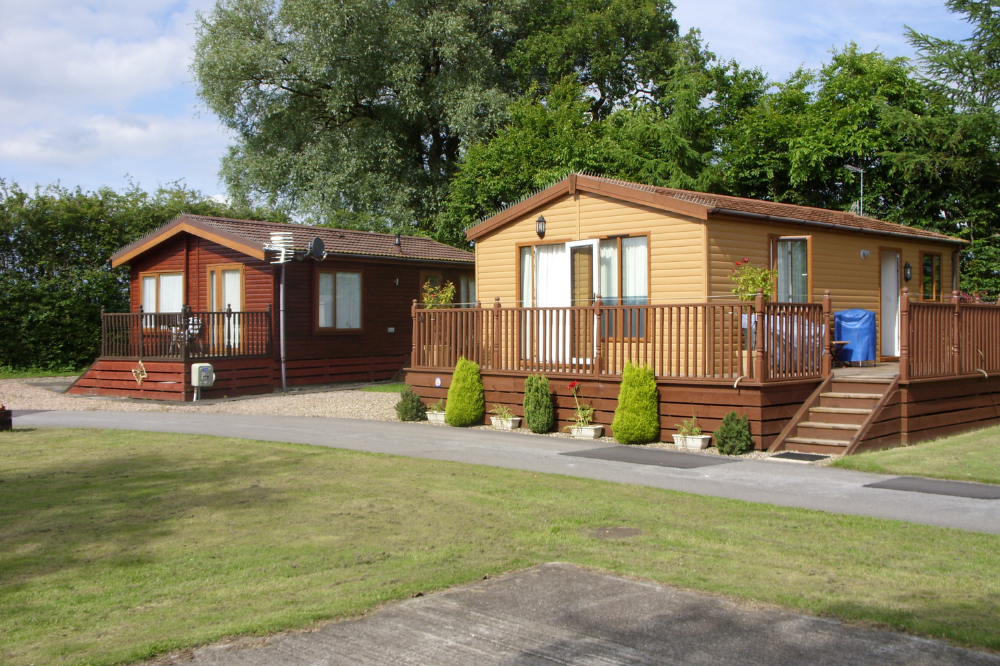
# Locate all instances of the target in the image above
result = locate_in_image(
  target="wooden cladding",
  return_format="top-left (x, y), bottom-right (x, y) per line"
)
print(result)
top-left (411, 298), bottom-right (829, 384)
top-left (902, 290), bottom-right (1000, 380)
top-left (101, 308), bottom-right (273, 360)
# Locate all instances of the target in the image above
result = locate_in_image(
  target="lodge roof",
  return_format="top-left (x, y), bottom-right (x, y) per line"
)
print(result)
top-left (111, 214), bottom-right (475, 268)
top-left (465, 173), bottom-right (966, 245)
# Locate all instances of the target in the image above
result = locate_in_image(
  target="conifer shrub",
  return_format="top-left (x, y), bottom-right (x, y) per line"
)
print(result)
top-left (395, 386), bottom-right (427, 422)
top-left (715, 411), bottom-right (754, 455)
top-left (611, 363), bottom-right (660, 444)
top-left (445, 357), bottom-right (485, 426)
top-left (523, 375), bottom-right (554, 433)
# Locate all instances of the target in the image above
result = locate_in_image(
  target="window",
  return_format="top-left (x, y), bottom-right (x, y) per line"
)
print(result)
top-left (775, 237), bottom-right (809, 302)
top-left (317, 271), bottom-right (362, 330)
top-left (206, 265), bottom-right (243, 312)
top-left (519, 246), bottom-right (533, 307)
top-left (459, 275), bottom-right (476, 307)
top-left (420, 271), bottom-right (442, 289)
top-left (140, 272), bottom-right (184, 312)
top-left (597, 236), bottom-right (648, 306)
top-left (922, 253), bottom-right (942, 301)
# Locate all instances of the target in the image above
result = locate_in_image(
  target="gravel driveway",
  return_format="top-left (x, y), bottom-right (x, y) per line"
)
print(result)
top-left (0, 377), bottom-right (399, 421)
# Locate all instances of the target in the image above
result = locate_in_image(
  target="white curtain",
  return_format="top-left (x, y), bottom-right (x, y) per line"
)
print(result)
top-left (159, 274), bottom-right (184, 312)
top-left (519, 246), bottom-right (533, 307)
top-left (336, 272), bottom-right (361, 329)
top-left (599, 239), bottom-right (618, 305)
top-left (221, 270), bottom-right (242, 310)
top-left (534, 244), bottom-right (570, 307)
top-left (142, 275), bottom-right (157, 313)
top-left (318, 273), bottom-right (335, 328)
top-left (776, 239), bottom-right (808, 302)
top-left (621, 237), bottom-right (648, 305)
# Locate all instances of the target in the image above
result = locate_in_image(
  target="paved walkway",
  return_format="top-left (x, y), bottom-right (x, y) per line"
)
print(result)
top-left (162, 563), bottom-right (997, 666)
top-left (15, 410), bottom-right (1000, 534)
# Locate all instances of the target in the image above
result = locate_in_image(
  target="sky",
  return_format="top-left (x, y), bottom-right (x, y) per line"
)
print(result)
top-left (0, 0), bottom-right (976, 200)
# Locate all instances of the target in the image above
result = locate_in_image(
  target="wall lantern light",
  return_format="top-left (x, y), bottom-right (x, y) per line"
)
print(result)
top-left (536, 215), bottom-right (546, 238)
top-left (860, 249), bottom-right (870, 259)
top-left (903, 262), bottom-right (912, 282)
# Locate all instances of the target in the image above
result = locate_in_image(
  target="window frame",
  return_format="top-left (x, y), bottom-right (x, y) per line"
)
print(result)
top-left (459, 274), bottom-right (476, 308)
top-left (138, 270), bottom-right (185, 314)
top-left (920, 251), bottom-right (943, 302)
top-left (313, 268), bottom-right (364, 334)
top-left (769, 235), bottom-right (813, 303)
top-left (205, 263), bottom-right (245, 312)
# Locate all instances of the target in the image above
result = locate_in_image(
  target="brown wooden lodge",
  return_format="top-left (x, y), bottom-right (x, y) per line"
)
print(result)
top-left (406, 174), bottom-right (1000, 456)
top-left (68, 214), bottom-right (474, 401)
top-left (72, 175), bottom-right (1000, 456)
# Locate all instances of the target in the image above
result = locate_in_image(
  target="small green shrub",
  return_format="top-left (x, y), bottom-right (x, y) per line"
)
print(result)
top-left (395, 387), bottom-right (427, 422)
top-left (611, 363), bottom-right (660, 444)
top-left (445, 357), bottom-right (485, 426)
top-left (715, 411), bottom-right (754, 455)
top-left (523, 375), bottom-right (554, 433)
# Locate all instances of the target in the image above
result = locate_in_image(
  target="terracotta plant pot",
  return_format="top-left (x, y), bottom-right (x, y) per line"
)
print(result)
top-left (672, 434), bottom-right (712, 451)
top-left (0, 409), bottom-right (11, 432)
top-left (570, 425), bottom-right (604, 439)
top-left (490, 416), bottom-right (522, 431)
top-left (427, 411), bottom-right (447, 424)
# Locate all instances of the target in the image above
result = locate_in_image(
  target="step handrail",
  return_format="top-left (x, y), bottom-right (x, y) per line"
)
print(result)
top-left (767, 375), bottom-right (832, 454)
top-left (842, 375), bottom-right (901, 456)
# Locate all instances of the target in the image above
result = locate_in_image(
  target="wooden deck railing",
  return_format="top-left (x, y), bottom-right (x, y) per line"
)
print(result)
top-left (101, 306), bottom-right (273, 360)
top-left (902, 289), bottom-right (1000, 380)
top-left (411, 294), bottom-right (831, 383)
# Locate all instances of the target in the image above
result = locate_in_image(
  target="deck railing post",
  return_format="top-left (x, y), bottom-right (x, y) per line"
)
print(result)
top-left (265, 303), bottom-right (273, 356)
top-left (138, 305), bottom-right (144, 359)
top-left (900, 288), bottom-right (910, 382)
top-left (754, 291), bottom-right (766, 381)
top-left (100, 307), bottom-right (107, 357)
top-left (952, 290), bottom-right (961, 376)
top-left (492, 296), bottom-right (501, 371)
top-left (225, 305), bottom-right (233, 356)
top-left (411, 300), bottom-right (419, 367)
top-left (822, 291), bottom-right (832, 377)
top-left (593, 295), bottom-right (602, 377)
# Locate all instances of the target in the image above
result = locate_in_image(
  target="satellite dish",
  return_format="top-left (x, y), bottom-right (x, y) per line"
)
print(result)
top-left (308, 236), bottom-right (325, 260)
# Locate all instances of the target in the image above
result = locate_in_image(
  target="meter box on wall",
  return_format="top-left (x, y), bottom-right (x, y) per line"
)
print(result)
top-left (191, 363), bottom-right (215, 387)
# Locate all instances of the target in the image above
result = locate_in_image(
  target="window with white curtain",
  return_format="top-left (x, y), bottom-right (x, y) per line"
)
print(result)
top-left (140, 272), bottom-right (183, 312)
top-left (776, 238), bottom-right (809, 302)
top-left (598, 239), bottom-right (618, 305)
top-left (621, 237), bottom-right (648, 306)
top-left (519, 247), bottom-right (533, 307)
top-left (317, 271), bottom-right (362, 330)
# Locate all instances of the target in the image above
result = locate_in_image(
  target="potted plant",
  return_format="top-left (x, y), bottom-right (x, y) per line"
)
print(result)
top-left (565, 381), bottom-right (603, 439)
top-left (426, 398), bottom-right (447, 424)
top-left (730, 259), bottom-right (777, 369)
top-left (0, 404), bottom-right (10, 432)
top-left (490, 404), bottom-right (522, 430)
top-left (673, 416), bottom-right (712, 451)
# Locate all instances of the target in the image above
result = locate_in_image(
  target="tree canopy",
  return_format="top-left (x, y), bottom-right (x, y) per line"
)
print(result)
top-left (192, 0), bottom-right (680, 232)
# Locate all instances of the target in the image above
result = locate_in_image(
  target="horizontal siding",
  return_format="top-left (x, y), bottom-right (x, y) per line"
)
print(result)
top-left (475, 191), bottom-right (704, 305)
top-left (707, 216), bottom-right (958, 355)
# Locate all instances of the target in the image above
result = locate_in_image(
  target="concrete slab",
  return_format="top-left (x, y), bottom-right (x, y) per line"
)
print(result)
top-left (164, 563), bottom-right (997, 666)
top-left (865, 476), bottom-right (1000, 500)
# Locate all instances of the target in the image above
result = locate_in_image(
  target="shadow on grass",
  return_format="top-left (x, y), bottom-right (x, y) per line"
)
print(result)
top-left (0, 448), bottom-right (294, 588)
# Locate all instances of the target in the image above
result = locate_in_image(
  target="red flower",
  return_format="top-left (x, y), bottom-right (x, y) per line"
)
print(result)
top-left (568, 381), bottom-right (579, 390)
top-left (743, 257), bottom-right (749, 262)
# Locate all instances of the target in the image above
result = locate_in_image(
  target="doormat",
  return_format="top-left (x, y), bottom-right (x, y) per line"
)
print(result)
top-left (771, 452), bottom-right (830, 462)
top-left (561, 447), bottom-right (734, 469)
top-left (864, 476), bottom-right (1000, 500)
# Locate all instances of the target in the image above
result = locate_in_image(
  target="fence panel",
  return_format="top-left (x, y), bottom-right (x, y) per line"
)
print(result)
top-left (762, 303), bottom-right (825, 380)
top-left (907, 302), bottom-right (955, 378)
top-left (959, 304), bottom-right (1000, 375)
top-left (100, 310), bottom-right (272, 360)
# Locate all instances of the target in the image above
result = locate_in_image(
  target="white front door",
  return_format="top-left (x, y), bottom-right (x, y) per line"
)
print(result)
top-left (880, 250), bottom-right (900, 357)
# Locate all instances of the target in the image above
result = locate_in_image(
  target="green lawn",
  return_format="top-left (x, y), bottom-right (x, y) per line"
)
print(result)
top-left (359, 382), bottom-right (406, 393)
top-left (833, 425), bottom-right (1000, 485)
top-left (1, 429), bottom-right (998, 666)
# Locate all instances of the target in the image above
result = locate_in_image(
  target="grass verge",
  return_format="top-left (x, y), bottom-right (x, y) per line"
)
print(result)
top-left (833, 425), bottom-right (1000, 485)
top-left (1, 428), bottom-right (998, 665)
top-left (359, 382), bottom-right (406, 393)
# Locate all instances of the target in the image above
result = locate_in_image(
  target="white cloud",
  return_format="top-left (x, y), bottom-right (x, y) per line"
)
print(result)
top-left (674, 0), bottom-right (974, 81)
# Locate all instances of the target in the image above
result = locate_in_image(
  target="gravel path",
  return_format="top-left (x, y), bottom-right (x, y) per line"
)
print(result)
top-left (0, 378), bottom-right (399, 421)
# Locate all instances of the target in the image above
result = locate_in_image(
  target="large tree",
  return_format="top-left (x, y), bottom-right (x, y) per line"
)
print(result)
top-left (192, 0), bottom-right (680, 232)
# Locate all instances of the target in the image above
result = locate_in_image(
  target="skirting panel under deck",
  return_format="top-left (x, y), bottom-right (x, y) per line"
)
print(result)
top-left (405, 370), bottom-right (819, 449)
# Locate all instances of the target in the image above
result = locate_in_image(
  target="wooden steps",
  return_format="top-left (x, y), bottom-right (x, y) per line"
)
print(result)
top-left (771, 376), bottom-right (897, 456)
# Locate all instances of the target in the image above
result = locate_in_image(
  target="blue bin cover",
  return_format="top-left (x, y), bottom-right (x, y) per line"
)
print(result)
top-left (834, 309), bottom-right (876, 362)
